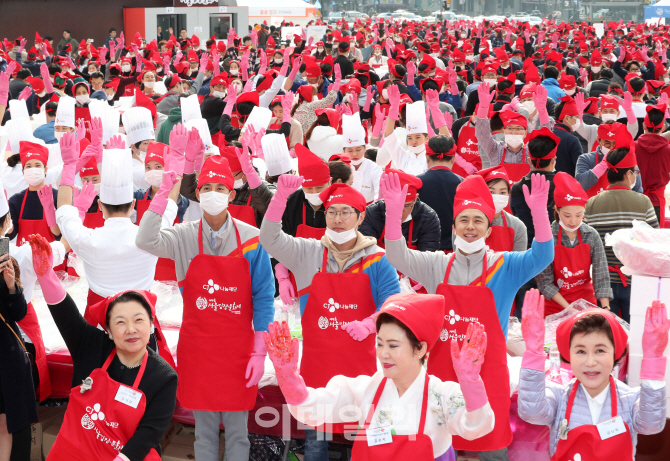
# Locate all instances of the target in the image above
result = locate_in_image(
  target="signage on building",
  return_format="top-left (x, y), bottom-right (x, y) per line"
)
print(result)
top-left (174, 0), bottom-right (218, 6)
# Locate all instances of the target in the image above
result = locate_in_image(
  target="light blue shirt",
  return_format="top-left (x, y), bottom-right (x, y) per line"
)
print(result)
top-left (204, 217), bottom-right (229, 249)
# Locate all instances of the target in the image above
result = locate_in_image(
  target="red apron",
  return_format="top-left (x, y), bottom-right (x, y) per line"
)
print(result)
top-left (228, 194), bottom-right (257, 227)
top-left (544, 227), bottom-right (596, 317)
top-left (301, 248), bottom-right (378, 432)
top-left (289, 204), bottom-right (328, 293)
top-left (136, 190), bottom-right (178, 282)
top-left (500, 146), bottom-right (531, 182)
top-left (379, 221), bottom-right (426, 293)
top-left (551, 375), bottom-right (633, 461)
top-left (644, 185), bottom-right (666, 228)
top-left (485, 212), bottom-right (515, 252)
top-left (16, 189), bottom-right (66, 272)
top-left (351, 374), bottom-right (435, 461)
top-left (47, 349), bottom-right (160, 461)
top-left (83, 208), bottom-right (105, 229)
top-left (16, 302), bottom-right (51, 401)
top-left (430, 254), bottom-right (513, 451)
top-left (74, 106), bottom-right (92, 142)
top-left (586, 151), bottom-right (610, 198)
top-left (453, 119), bottom-right (481, 178)
top-left (177, 219), bottom-right (256, 411)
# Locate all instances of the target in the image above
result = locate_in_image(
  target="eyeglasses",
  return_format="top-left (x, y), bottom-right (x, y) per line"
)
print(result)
top-left (326, 210), bottom-right (354, 220)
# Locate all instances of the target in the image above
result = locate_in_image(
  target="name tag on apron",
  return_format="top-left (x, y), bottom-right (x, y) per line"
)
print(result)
top-left (597, 415), bottom-right (626, 440)
top-left (115, 384), bottom-right (142, 409)
top-left (366, 426), bottom-right (393, 446)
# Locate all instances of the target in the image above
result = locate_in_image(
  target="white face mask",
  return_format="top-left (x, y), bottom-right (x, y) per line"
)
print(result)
top-left (212, 90), bottom-right (226, 99)
top-left (374, 50), bottom-right (381, 55)
top-left (559, 219), bottom-right (581, 233)
top-left (76, 94), bottom-right (89, 105)
top-left (484, 78), bottom-right (497, 88)
top-left (382, 89), bottom-right (389, 100)
top-left (230, 69), bottom-right (239, 76)
top-left (492, 194), bottom-right (509, 214)
top-left (665, 77), bottom-right (670, 83)
top-left (274, 58), bottom-right (283, 64)
top-left (37, 91), bottom-right (47, 98)
top-left (107, 94), bottom-right (114, 101)
top-left (137, 149), bottom-right (147, 162)
top-left (570, 119), bottom-right (581, 131)
top-left (144, 169), bottom-right (164, 188)
top-left (318, 48), bottom-right (325, 53)
top-left (466, 54), bottom-right (474, 61)
top-left (505, 134), bottom-right (525, 149)
top-left (350, 158), bottom-right (364, 166)
top-left (565, 88), bottom-right (576, 96)
top-left (600, 146), bottom-right (611, 156)
top-left (304, 192), bottom-right (323, 206)
top-left (144, 81), bottom-right (156, 88)
top-left (121, 64), bottom-right (131, 73)
top-left (521, 101), bottom-right (536, 113)
top-left (199, 191), bottom-right (229, 215)
top-left (601, 113), bottom-right (618, 122)
top-left (454, 235), bottom-right (487, 254)
top-left (54, 130), bottom-right (70, 141)
top-left (325, 226), bottom-right (357, 245)
top-left (591, 66), bottom-right (601, 73)
top-left (234, 84), bottom-right (242, 94)
top-left (407, 144), bottom-right (426, 155)
top-left (24, 168), bottom-right (45, 186)
top-left (500, 64), bottom-right (510, 70)
top-left (233, 178), bottom-right (245, 189)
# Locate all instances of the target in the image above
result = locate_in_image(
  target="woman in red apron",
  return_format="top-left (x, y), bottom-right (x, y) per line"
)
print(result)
top-left (28, 234), bottom-right (178, 461)
top-left (73, 82), bottom-right (92, 142)
top-left (264, 294), bottom-right (495, 461)
top-left (477, 166), bottom-right (524, 252)
top-left (78, 158), bottom-right (105, 229)
top-left (453, 116), bottom-right (481, 178)
top-left (535, 173), bottom-right (611, 317)
top-left (518, 293), bottom-right (669, 460)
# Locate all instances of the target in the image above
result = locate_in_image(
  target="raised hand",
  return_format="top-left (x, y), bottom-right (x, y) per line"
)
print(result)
top-left (236, 141), bottom-right (261, 189)
top-left (28, 234), bottom-right (53, 278)
top-left (76, 119), bottom-right (86, 141)
top-left (643, 301), bottom-right (670, 359)
top-left (386, 84), bottom-right (401, 120)
top-left (37, 185), bottom-right (57, 227)
top-left (372, 104), bottom-right (385, 138)
top-left (406, 61), bottom-right (416, 83)
top-left (379, 172), bottom-right (408, 241)
top-left (106, 135), bottom-right (125, 149)
top-left (60, 131), bottom-right (78, 166)
top-left (276, 174), bottom-right (304, 202)
top-left (198, 52), bottom-right (209, 75)
top-left (521, 289), bottom-right (545, 355)
top-left (73, 182), bottom-right (98, 220)
top-left (184, 127), bottom-right (202, 174)
top-left (522, 173), bottom-right (550, 212)
top-left (18, 86), bottom-right (32, 101)
top-left (574, 92), bottom-right (586, 121)
top-left (168, 123), bottom-right (188, 174)
top-left (331, 64), bottom-right (342, 93)
top-left (451, 322), bottom-right (487, 383)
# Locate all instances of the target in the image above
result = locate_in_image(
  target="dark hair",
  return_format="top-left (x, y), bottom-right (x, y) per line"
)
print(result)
top-left (496, 80), bottom-right (514, 94)
top-left (421, 79), bottom-right (440, 93)
top-left (180, 28), bottom-right (187, 33)
top-left (63, 29), bottom-right (71, 34)
top-left (544, 66), bottom-right (559, 80)
top-left (304, 115), bottom-right (330, 142)
top-left (45, 101), bottom-right (58, 116)
top-left (487, 178), bottom-right (510, 193)
top-left (101, 201), bottom-right (134, 215)
top-left (17, 69), bottom-right (31, 80)
top-left (647, 108), bottom-right (665, 133)
top-left (426, 135), bottom-right (455, 160)
top-left (624, 61), bottom-right (641, 72)
top-left (567, 313), bottom-right (627, 366)
top-left (628, 76), bottom-right (646, 93)
top-left (554, 100), bottom-right (570, 122)
top-left (237, 101), bottom-right (256, 116)
top-left (606, 147), bottom-right (635, 183)
top-left (375, 313), bottom-right (426, 365)
top-left (490, 112), bottom-right (504, 132)
top-left (328, 160), bottom-right (352, 184)
top-left (600, 68), bottom-right (614, 79)
top-left (365, 148), bottom-right (377, 162)
top-left (45, 35), bottom-right (53, 42)
top-left (6, 153), bottom-right (22, 168)
top-left (106, 291), bottom-right (154, 327)
top-left (90, 71), bottom-right (105, 81)
top-left (528, 136), bottom-right (557, 169)
top-left (109, 28), bottom-right (117, 33)
top-left (338, 42), bottom-right (349, 52)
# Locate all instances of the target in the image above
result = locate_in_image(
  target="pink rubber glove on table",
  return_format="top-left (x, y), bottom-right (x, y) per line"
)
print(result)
top-left (523, 173), bottom-right (552, 243)
top-left (245, 331), bottom-right (267, 388)
top-left (274, 263), bottom-right (296, 309)
top-left (264, 321), bottom-right (308, 405)
top-left (380, 172), bottom-right (408, 241)
top-left (641, 301), bottom-right (670, 381)
top-left (451, 322), bottom-right (489, 412)
top-left (29, 235), bottom-right (66, 305)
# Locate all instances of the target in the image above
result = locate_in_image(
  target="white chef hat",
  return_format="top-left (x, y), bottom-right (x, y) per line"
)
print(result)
top-left (241, 106), bottom-right (272, 134)
top-left (184, 118), bottom-right (213, 153)
top-left (122, 107), bottom-right (154, 145)
top-left (405, 101), bottom-right (428, 135)
top-left (8, 99), bottom-right (30, 120)
top-left (103, 109), bottom-right (121, 145)
top-left (262, 133), bottom-right (293, 177)
top-left (100, 149), bottom-right (134, 205)
top-left (341, 113), bottom-right (366, 148)
top-left (6, 118), bottom-right (34, 154)
top-left (88, 99), bottom-right (109, 121)
top-left (117, 96), bottom-right (135, 109)
top-left (55, 95), bottom-right (76, 128)
top-left (181, 94), bottom-right (202, 123)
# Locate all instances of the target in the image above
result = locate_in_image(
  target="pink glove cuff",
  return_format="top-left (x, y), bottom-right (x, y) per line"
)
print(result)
top-left (275, 263), bottom-right (290, 281)
top-left (265, 194), bottom-right (288, 222)
top-left (538, 108), bottom-right (550, 125)
top-left (360, 316), bottom-right (377, 335)
top-left (624, 109), bottom-right (636, 125)
top-left (431, 107), bottom-right (447, 129)
top-left (459, 376), bottom-right (489, 412)
top-left (384, 210), bottom-right (403, 241)
top-left (521, 350), bottom-right (546, 371)
top-left (60, 164), bottom-right (77, 188)
top-left (592, 161), bottom-right (608, 178)
top-left (184, 161), bottom-right (195, 175)
top-left (223, 101), bottom-right (234, 117)
top-left (247, 173), bottom-right (262, 190)
top-left (476, 105), bottom-right (490, 119)
top-left (252, 331), bottom-right (267, 357)
top-left (641, 357), bottom-right (667, 381)
top-left (276, 368), bottom-right (309, 406)
top-left (37, 271), bottom-right (66, 305)
top-left (531, 207), bottom-right (552, 243)
top-left (454, 154), bottom-right (470, 169)
top-left (148, 189), bottom-right (170, 216)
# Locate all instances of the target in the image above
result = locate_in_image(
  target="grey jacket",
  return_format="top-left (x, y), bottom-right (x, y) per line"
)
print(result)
top-left (575, 148), bottom-right (643, 194)
top-left (518, 367), bottom-right (666, 456)
top-left (156, 72), bottom-right (205, 115)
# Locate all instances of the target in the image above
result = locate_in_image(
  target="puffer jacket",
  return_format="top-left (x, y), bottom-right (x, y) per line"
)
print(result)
top-left (518, 366), bottom-right (666, 457)
top-left (359, 198), bottom-right (441, 252)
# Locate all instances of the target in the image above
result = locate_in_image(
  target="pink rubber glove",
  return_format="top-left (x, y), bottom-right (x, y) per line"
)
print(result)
top-left (282, 91), bottom-right (294, 124)
top-left (73, 182), bottom-right (97, 221)
top-left (524, 30), bottom-right (530, 44)
top-left (198, 52), bottom-right (209, 75)
top-left (243, 79), bottom-right (254, 94)
top-left (106, 135), bottom-right (125, 150)
top-left (275, 263), bottom-right (296, 308)
top-left (426, 89), bottom-right (447, 128)
top-left (147, 171), bottom-right (179, 216)
top-left (477, 83), bottom-right (493, 119)
top-left (28, 235), bottom-right (65, 304)
top-left (59, 131), bottom-right (78, 187)
top-left (246, 331), bottom-right (267, 388)
top-left (74, 145), bottom-right (97, 176)
top-left (240, 52), bottom-right (249, 81)
top-left (372, 105), bottom-right (385, 138)
top-left (168, 123), bottom-right (188, 175)
top-left (521, 289), bottom-right (546, 370)
top-left (406, 61), bottom-right (416, 84)
top-left (349, 93), bottom-right (359, 114)
top-left (379, 172), bottom-right (407, 241)
top-left (174, 51), bottom-right (183, 66)
top-left (99, 47), bottom-right (108, 66)
top-left (454, 154), bottom-right (477, 175)
top-left (522, 173), bottom-right (551, 242)
top-left (533, 85), bottom-right (550, 124)
top-left (211, 50), bottom-right (221, 77)
top-left (451, 322), bottom-right (488, 412)
top-left (342, 313), bottom-right (377, 341)
top-left (76, 119), bottom-right (86, 141)
top-left (449, 70), bottom-right (459, 96)
top-left (266, 175), bottom-right (304, 222)
top-left (387, 84), bottom-right (401, 121)
top-left (37, 185), bottom-right (57, 227)
top-left (574, 92), bottom-right (586, 121)
top-left (223, 84), bottom-right (238, 117)
top-left (264, 321), bottom-right (308, 405)
top-left (109, 42), bottom-right (117, 62)
top-left (251, 30), bottom-right (258, 48)
top-left (0, 71), bottom-right (9, 106)
top-left (258, 49), bottom-right (268, 75)
top-left (444, 111), bottom-right (453, 132)
top-left (89, 117), bottom-right (103, 149)
top-left (227, 28), bottom-right (235, 48)
top-left (592, 147), bottom-right (610, 177)
top-left (236, 143), bottom-right (261, 189)
top-left (363, 85), bottom-right (374, 113)
top-left (40, 63), bottom-right (54, 94)
top-left (194, 141), bottom-right (206, 173)
top-left (288, 57), bottom-right (302, 80)
top-left (162, 55), bottom-right (171, 75)
top-left (18, 86), bottom-right (32, 101)
top-left (331, 64), bottom-right (342, 93)
top-left (641, 300), bottom-right (670, 381)
top-left (622, 92), bottom-right (636, 124)
top-left (65, 55), bottom-right (76, 71)
top-left (426, 107), bottom-right (436, 138)
top-left (184, 128), bottom-right (203, 175)
top-left (279, 48), bottom-right (291, 77)
top-left (18, 38), bottom-right (27, 54)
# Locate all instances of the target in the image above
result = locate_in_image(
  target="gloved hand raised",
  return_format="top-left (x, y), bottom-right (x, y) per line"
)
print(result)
top-left (641, 301), bottom-right (670, 381)
top-left (451, 322), bottom-right (489, 411)
top-left (264, 321), bottom-right (308, 405)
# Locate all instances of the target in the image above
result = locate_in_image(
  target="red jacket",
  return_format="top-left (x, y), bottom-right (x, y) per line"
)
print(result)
top-left (636, 133), bottom-right (670, 206)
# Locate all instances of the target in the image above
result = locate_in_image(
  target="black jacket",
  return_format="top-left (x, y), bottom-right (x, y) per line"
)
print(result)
top-left (417, 167), bottom-right (463, 251)
top-left (359, 199), bottom-right (442, 252)
top-left (510, 170), bottom-right (556, 246)
top-left (552, 122), bottom-right (584, 176)
top-left (588, 78), bottom-right (611, 99)
top-left (0, 281), bottom-right (36, 433)
top-left (334, 54), bottom-right (354, 77)
top-left (281, 189), bottom-right (327, 237)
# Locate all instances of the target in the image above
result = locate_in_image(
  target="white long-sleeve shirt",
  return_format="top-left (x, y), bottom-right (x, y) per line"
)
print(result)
top-left (352, 158), bottom-right (383, 203)
top-left (384, 129), bottom-right (428, 176)
top-left (289, 368), bottom-right (495, 458)
top-left (55, 201), bottom-right (178, 296)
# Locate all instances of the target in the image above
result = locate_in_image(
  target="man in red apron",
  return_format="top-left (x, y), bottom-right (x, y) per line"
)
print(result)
top-left (136, 155), bottom-right (275, 461)
top-left (575, 123), bottom-right (621, 198)
top-left (383, 172), bottom-right (555, 461)
top-left (259, 178), bottom-right (400, 460)
top-left (220, 145), bottom-right (263, 227)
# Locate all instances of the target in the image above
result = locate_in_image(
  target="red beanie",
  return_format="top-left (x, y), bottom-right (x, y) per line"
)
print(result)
top-left (318, 183), bottom-right (367, 212)
top-left (296, 143), bottom-right (331, 187)
top-left (553, 172), bottom-right (588, 207)
top-left (197, 156), bottom-right (235, 190)
top-left (453, 175), bottom-right (495, 223)
top-left (377, 293), bottom-right (445, 352)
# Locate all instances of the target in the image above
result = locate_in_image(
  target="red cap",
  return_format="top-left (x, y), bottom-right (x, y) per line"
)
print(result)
top-left (197, 155), bottom-right (235, 190)
top-left (377, 293), bottom-right (446, 352)
top-left (298, 84), bottom-right (315, 103)
top-left (597, 122), bottom-right (623, 141)
top-left (527, 127), bottom-right (560, 167)
top-left (499, 111), bottom-right (528, 130)
top-left (476, 165), bottom-right (511, 186)
top-left (315, 108), bottom-right (340, 131)
top-left (520, 83), bottom-right (537, 99)
top-left (26, 76), bottom-right (45, 94)
top-left (296, 143), bottom-right (331, 187)
top-left (329, 153), bottom-right (351, 165)
top-left (558, 73), bottom-right (576, 89)
top-left (304, 61), bottom-right (321, 78)
top-left (599, 95), bottom-right (619, 111)
top-left (342, 78), bottom-right (362, 95)
top-left (256, 72), bottom-right (275, 92)
top-left (220, 145), bottom-right (242, 172)
top-left (453, 175), bottom-right (495, 223)
top-left (644, 103), bottom-right (667, 130)
top-left (556, 309), bottom-right (628, 362)
top-left (188, 49), bottom-right (199, 62)
top-left (607, 129), bottom-right (636, 172)
top-left (584, 97), bottom-right (600, 114)
top-left (553, 172), bottom-right (588, 207)
top-left (557, 95), bottom-right (579, 121)
top-left (145, 142), bottom-right (167, 166)
top-left (386, 169), bottom-right (422, 201)
top-left (210, 74), bottom-right (228, 87)
top-left (79, 156), bottom-right (99, 177)
top-left (318, 183), bottom-right (367, 212)
top-left (19, 141), bottom-right (49, 166)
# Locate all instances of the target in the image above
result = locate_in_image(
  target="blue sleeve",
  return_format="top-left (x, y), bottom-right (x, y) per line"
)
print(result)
top-left (642, 61), bottom-right (655, 81)
top-left (248, 244), bottom-right (276, 332)
top-left (444, 93), bottom-right (462, 112)
top-left (290, 80), bottom-right (307, 92)
top-left (407, 84), bottom-right (422, 102)
top-left (176, 195), bottom-right (190, 222)
top-left (368, 255), bottom-right (401, 311)
top-left (501, 239), bottom-right (554, 288)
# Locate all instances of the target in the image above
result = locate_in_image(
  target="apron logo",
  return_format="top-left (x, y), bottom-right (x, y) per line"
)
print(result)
top-left (444, 309), bottom-right (479, 325)
top-left (323, 297), bottom-right (358, 312)
top-left (439, 328), bottom-right (467, 342)
top-left (196, 297), bottom-right (208, 310)
top-left (318, 315), bottom-right (349, 330)
top-left (564, 194), bottom-right (579, 201)
top-left (466, 139), bottom-right (477, 146)
top-left (82, 403), bottom-right (119, 430)
top-left (203, 279), bottom-right (238, 294)
top-left (460, 147), bottom-right (478, 156)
